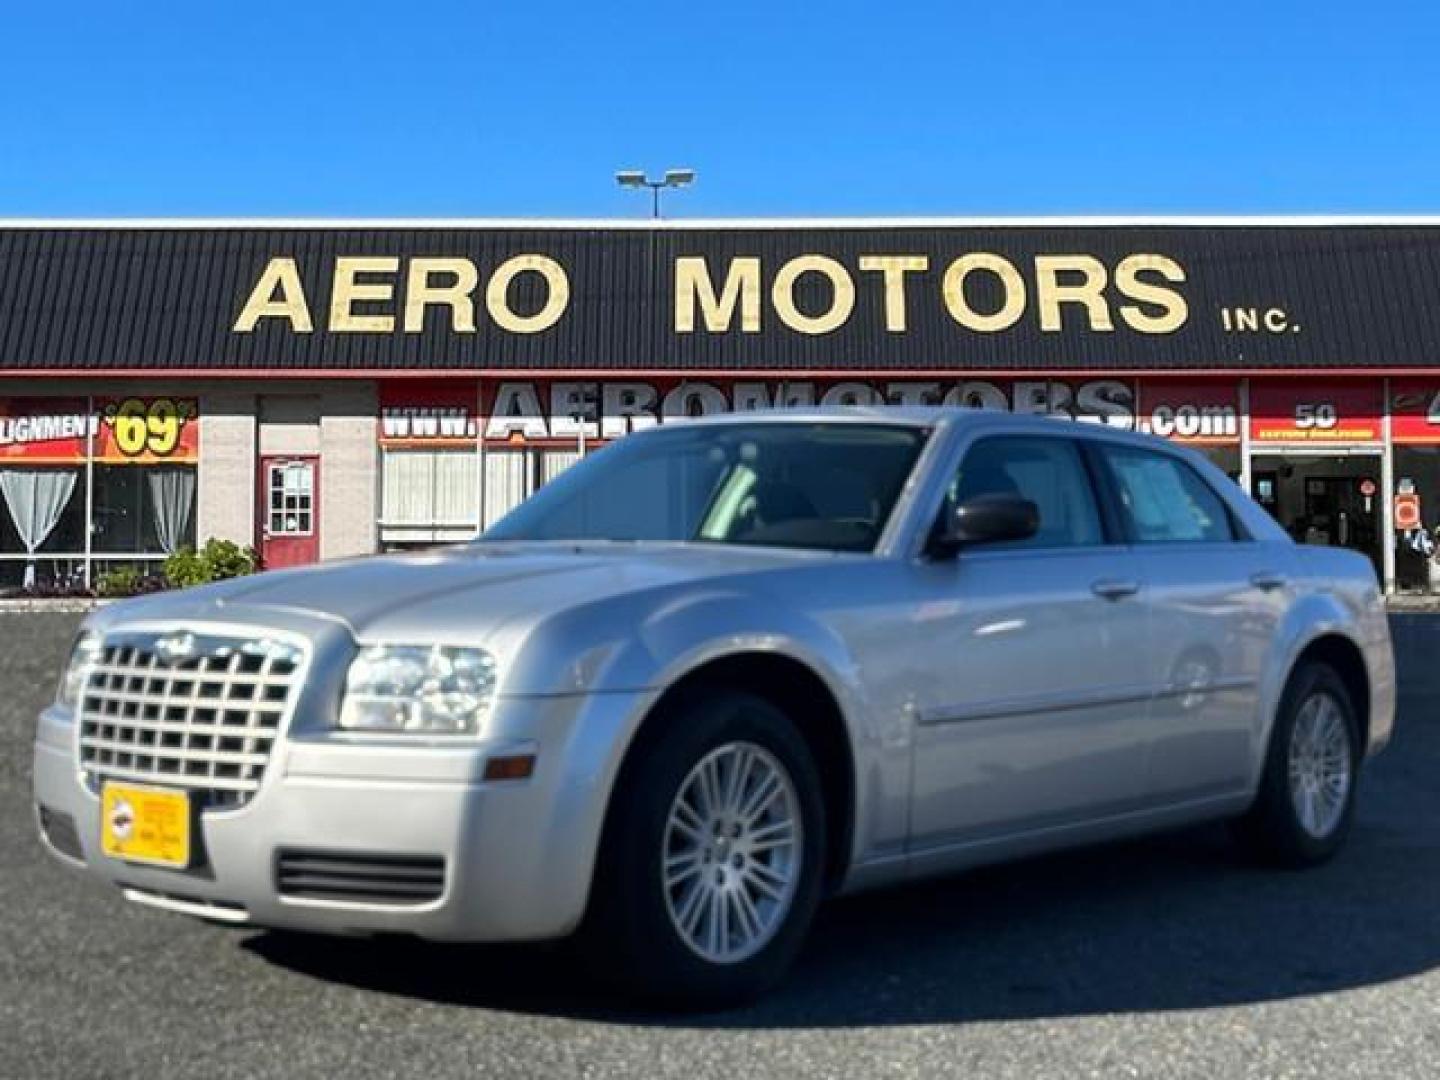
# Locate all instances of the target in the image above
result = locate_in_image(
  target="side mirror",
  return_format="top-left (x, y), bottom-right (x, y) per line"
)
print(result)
top-left (931, 493), bottom-right (1040, 557)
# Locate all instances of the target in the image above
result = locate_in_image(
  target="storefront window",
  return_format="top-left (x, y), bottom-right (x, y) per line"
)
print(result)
top-left (380, 449), bottom-right (480, 547)
top-left (0, 396), bottom-right (199, 592)
top-left (0, 466), bottom-right (86, 588)
top-left (91, 464), bottom-right (198, 555)
top-left (1393, 446), bottom-right (1440, 593)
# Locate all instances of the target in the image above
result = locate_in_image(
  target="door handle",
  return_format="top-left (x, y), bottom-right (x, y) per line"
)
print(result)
top-left (1091, 578), bottom-right (1140, 601)
top-left (1250, 570), bottom-right (1288, 591)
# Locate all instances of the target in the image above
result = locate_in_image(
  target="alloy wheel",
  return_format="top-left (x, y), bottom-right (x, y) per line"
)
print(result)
top-left (1287, 691), bottom-right (1353, 840)
top-left (661, 741), bottom-right (803, 964)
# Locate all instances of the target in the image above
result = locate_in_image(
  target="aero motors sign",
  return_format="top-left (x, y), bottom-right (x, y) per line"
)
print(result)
top-left (382, 379), bottom-right (1138, 446)
top-left (380, 377), bottom-right (1242, 447)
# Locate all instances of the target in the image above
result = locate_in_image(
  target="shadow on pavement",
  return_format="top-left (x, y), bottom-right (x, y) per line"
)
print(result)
top-left (247, 696), bottom-right (1440, 1027)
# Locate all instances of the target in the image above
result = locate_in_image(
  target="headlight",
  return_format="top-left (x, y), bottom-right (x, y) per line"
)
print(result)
top-left (340, 645), bottom-right (497, 734)
top-left (57, 632), bottom-right (102, 708)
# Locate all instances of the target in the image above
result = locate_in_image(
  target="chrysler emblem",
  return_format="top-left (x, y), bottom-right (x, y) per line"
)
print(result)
top-left (154, 632), bottom-right (197, 664)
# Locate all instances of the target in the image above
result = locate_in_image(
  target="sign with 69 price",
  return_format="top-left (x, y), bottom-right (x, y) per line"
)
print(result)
top-left (97, 398), bottom-right (199, 463)
top-left (0, 396), bottom-right (198, 463)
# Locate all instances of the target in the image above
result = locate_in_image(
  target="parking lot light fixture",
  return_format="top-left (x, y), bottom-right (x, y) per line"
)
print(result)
top-left (614, 168), bottom-right (696, 218)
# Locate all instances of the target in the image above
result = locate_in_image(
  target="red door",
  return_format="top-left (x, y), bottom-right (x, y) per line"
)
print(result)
top-left (258, 456), bottom-right (320, 568)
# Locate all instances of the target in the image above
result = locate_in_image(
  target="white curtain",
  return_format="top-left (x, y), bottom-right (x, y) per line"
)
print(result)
top-left (0, 469), bottom-right (78, 587)
top-left (147, 468), bottom-right (196, 554)
top-left (541, 450), bottom-right (581, 484)
top-left (382, 450), bottom-right (480, 526)
top-left (484, 450), bottom-right (531, 530)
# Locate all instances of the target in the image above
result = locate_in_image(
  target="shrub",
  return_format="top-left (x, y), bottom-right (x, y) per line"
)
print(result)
top-left (163, 538), bottom-right (260, 591)
top-left (201, 538), bottom-right (259, 580)
top-left (163, 546), bottom-right (211, 589)
top-left (96, 565), bottom-right (142, 598)
top-left (95, 566), bottom-right (169, 599)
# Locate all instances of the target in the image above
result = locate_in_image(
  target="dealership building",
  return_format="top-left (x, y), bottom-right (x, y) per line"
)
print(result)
top-left (4, 216), bottom-right (1440, 593)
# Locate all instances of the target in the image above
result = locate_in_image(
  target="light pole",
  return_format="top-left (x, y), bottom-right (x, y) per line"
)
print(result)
top-left (615, 168), bottom-right (696, 218)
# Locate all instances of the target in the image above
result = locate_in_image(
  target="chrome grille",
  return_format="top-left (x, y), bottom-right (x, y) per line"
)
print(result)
top-left (77, 632), bottom-right (304, 810)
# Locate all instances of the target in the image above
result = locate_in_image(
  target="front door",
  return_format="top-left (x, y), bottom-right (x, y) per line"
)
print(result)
top-left (258, 456), bottom-right (319, 568)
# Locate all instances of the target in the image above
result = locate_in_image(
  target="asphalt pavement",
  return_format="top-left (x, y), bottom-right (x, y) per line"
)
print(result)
top-left (2, 611), bottom-right (1437, 1079)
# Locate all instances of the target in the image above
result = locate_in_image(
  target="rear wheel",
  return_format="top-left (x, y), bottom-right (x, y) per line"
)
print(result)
top-left (583, 689), bottom-right (826, 1009)
top-left (1232, 661), bottom-right (1360, 867)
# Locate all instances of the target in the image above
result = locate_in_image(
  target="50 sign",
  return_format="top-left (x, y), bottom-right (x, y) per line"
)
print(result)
top-left (1292, 402), bottom-right (1339, 430)
top-left (98, 398), bottom-right (200, 463)
top-left (1250, 381), bottom-right (1382, 444)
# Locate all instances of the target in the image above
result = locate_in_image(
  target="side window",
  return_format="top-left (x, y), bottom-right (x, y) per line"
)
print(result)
top-left (940, 436), bottom-right (1105, 548)
top-left (1100, 445), bottom-right (1235, 544)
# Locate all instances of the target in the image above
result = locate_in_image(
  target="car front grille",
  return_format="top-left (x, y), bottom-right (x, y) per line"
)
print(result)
top-left (77, 631), bottom-right (305, 810)
top-left (275, 849), bottom-right (447, 905)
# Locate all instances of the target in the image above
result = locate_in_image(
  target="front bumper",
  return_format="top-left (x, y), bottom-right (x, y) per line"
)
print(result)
top-left (32, 687), bottom-right (657, 942)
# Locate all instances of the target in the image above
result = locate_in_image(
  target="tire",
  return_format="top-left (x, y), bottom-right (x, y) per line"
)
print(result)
top-left (582, 688), bottom-right (827, 1010)
top-left (1231, 661), bottom-right (1361, 867)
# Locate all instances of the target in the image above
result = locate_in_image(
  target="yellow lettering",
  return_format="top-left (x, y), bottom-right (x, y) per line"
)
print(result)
top-left (674, 256), bottom-right (761, 333)
top-left (942, 254), bottom-right (1026, 332)
top-left (330, 256), bottom-right (399, 333)
top-left (403, 258), bottom-right (479, 333)
top-left (1116, 254), bottom-right (1188, 333)
top-left (233, 257), bottom-right (313, 332)
top-left (486, 255), bottom-right (569, 334)
top-left (858, 255), bottom-right (928, 332)
top-left (772, 255), bottom-right (855, 335)
top-left (1035, 255), bottom-right (1112, 332)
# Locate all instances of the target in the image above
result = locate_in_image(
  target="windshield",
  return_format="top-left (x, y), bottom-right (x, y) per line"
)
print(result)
top-left (482, 422), bottom-right (930, 553)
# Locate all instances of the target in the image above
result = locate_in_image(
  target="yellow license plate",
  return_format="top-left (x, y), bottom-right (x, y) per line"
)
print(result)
top-left (101, 783), bottom-right (191, 869)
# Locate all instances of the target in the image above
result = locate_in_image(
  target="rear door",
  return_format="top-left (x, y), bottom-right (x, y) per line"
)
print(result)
top-left (1091, 443), bottom-right (1289, 804)
top-left (906, 433), bottom-right (1153, 853)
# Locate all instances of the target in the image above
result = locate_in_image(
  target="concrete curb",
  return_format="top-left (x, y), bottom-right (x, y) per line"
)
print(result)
top-left (0, 599), bottom-right (108, 613)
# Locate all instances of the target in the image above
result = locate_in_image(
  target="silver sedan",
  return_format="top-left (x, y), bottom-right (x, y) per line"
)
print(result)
top-left (33, 410), bottom-right (1395, 1007)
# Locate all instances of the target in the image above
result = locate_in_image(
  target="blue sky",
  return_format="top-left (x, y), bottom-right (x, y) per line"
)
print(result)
top-left (1, 1), bottom-right (1437, 217)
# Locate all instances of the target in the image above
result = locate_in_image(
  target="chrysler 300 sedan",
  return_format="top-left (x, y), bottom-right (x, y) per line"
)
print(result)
top-left (33, 410), bottom-right (1395, 1006)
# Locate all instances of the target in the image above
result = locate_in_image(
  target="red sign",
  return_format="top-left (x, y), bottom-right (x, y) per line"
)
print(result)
top-left (1249, 381), bottom-right (1382, 444)
top-left (379, 381), bottom-right (479, 447)
top-left (0, 397), bottom-right (199, 464)
top-left (1389, 380), bottom-right (1440, 444)
top-left (1396, 492), bottom-right (1422, 530)
top-left (0, 398), bottom-right (95, 463)
top-left (96, 397), bottom-right (200, 464)
top-left (1136, 380), bottom-right (1240, 444)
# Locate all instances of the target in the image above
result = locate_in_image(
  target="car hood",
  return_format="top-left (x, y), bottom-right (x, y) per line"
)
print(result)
top-left (92, 542), bottom-right (850, 645)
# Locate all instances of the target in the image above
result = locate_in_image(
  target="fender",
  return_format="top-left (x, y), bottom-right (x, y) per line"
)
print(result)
top-left (1247, 589), bottom-right (1375, 793)
top-left (505, 581), bottom-right (889, 882)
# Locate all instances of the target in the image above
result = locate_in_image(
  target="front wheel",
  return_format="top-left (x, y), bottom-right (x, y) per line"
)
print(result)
top-left (1232, 661), bottom-right (1361, 867)
top-left (582, 689), bottom-right (826, 1009)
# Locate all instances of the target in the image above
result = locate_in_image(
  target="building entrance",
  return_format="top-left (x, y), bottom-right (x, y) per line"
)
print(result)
top-left (1251, 453), bottom-right (1382, 576)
